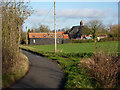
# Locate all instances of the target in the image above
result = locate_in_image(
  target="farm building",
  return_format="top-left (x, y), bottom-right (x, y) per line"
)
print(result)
top-left (28, 32), bottom-right (70, 45)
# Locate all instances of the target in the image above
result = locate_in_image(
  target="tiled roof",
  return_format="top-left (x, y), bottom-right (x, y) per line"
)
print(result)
top-left (29, 33), bottom-right (69, 39)
top-left (88, 34), bottom-right (92, 37)
top-left (63, 34), bottom-right (69, 39)
top-left (57, 31), bottom-right (65, 34)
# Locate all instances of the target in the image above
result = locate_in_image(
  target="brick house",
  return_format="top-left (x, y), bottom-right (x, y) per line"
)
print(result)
top-left (28, 32), bottom-right (70, 45)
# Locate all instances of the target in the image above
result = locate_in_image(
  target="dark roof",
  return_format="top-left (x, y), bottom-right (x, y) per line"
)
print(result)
top-left (71, 26), bottom-right (80, 30)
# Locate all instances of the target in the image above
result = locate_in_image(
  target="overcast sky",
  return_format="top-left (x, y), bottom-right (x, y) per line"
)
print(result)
top-left (23, 2), bottom-right (118, 31)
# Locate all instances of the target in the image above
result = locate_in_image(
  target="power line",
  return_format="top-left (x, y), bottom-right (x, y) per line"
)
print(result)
top-left (39, 3), bottom-right (54, 25)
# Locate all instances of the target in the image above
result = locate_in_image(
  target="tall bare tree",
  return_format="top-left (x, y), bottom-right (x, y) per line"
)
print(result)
top-left (86, 20), bottom-right (103, 53)
top-left (33, 25), bottom-right (50, 33)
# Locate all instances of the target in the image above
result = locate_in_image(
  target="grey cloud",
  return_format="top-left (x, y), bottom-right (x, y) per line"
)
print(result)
top-left (56, 8), bottom-right (109, 18)
top-left (34, 8), bottom-right (111, 18)
top-left (25, 16), bottom-right (53, 26)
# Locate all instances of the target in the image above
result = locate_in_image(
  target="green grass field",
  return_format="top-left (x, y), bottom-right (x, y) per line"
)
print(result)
top-left (29, 41), bottom-right (119, 53)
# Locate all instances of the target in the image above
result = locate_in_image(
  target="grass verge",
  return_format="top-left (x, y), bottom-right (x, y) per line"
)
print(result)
top-left (2, 53), bottom-right (30, 88)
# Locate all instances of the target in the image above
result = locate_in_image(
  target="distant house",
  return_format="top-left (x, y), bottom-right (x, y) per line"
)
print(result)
top-left (70, 20), bottom-right (84, 38)
top-left (97, 35), bottom-right (107, 41)
top-left (28, 32), bottom-right (70, 45)
top-left (70, 20), bottom-right (108, 40)
top-left (70, 20), bottom-right (92, 39)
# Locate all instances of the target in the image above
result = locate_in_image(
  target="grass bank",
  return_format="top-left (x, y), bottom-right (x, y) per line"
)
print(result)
top-left (2, 53), bottom-right (30, 88)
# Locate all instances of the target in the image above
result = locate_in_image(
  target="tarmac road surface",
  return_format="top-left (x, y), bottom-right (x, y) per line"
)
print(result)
top-left (11, 50), bottom-right (65, 88)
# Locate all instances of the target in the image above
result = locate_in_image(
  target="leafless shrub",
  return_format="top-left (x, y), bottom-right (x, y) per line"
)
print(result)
top-left (88, 52), bottom-right (120, 88)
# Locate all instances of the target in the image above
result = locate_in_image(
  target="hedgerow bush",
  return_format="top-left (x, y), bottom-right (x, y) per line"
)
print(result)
top-left (98, 37), bottom-right (119, 42)
top-left (57, 52), bottom-right (93, 58)
top-left (71, 39), bottom-right (94, 43)
top-left (86, 52), bottom-right (120, 88)
top-left (71, 37), bottom-right (119, 43)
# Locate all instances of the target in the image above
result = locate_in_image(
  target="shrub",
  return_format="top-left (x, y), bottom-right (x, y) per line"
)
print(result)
top-left (88, 52), bottom-right (120, 88)
top-left (71, 37), bottom-right (119, 43)
top-left (57, 52), bottom-right (93, 58)
top-left (98, 38), bottom-right (107, 42)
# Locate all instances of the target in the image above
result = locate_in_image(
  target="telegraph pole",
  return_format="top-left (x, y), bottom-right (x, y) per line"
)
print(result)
top-left (54, 1), bottom-right (57, 53)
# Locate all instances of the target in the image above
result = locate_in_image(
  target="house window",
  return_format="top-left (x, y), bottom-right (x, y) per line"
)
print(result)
top-left (59, 35), bottom-right (61, 38)
top-left (33, 35), bottom-right (35, 37)
top-left (51, 35), bottom-right (53, 38)
top-left (44, 35), bottom-right (46, 37)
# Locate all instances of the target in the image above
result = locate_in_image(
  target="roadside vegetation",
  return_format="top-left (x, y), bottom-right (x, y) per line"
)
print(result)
top-left (20, 40), bottom-right (120, 88)
top-left (83, 52), bottom-right (120, 88)
top-left (2, 54), bottom-right (30, 88)
top-left (2, 1), bottom-right (33, 88)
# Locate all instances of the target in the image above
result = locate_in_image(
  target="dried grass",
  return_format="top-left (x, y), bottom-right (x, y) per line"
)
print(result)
top-left (79, 52), bottom-right (120, 88)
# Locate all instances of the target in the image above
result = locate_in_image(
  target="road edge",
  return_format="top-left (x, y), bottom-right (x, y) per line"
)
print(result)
top-left (2, 53), bottom-right (30, 89)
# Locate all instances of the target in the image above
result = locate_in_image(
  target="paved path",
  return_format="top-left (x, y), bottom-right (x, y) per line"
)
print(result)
top-left (11, 50), bottom-right (64, 88)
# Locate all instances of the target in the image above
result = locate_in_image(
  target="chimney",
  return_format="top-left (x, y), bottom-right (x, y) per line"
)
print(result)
top-left (80, 20), bottom-right (83, 26)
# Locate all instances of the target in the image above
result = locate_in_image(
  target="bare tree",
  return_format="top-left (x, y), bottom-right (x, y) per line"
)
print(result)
top-left (33, 25), bottom-right (50, 33)
top-left (86, 20), bottom-right (103, 53)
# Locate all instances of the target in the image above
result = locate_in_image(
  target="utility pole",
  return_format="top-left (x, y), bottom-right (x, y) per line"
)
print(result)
top-left (54, 1), bottom-right (57, 53)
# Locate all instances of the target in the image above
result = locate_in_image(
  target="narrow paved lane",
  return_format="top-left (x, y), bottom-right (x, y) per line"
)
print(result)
top-left (11, 50), bottom-right (64, 88)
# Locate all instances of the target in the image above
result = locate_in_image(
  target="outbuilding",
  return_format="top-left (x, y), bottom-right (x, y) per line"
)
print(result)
top-left (28, 32), bottom-right (70, 45)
